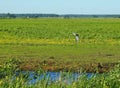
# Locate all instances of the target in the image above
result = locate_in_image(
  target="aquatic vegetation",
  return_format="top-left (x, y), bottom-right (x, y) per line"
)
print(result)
top-left (0, 59), bottom-right (120, 88)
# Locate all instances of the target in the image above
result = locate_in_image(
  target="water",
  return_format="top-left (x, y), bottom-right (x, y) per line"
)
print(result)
top-left (16, 71), bottom-right (94, 84)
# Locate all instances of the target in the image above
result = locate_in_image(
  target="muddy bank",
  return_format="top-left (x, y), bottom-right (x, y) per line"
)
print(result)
top-left (19, 60), bottom-right (116, 73)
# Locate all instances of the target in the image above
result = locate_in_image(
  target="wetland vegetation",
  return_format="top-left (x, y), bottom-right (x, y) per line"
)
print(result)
top-left (0, 18), bottom-right (120, 87)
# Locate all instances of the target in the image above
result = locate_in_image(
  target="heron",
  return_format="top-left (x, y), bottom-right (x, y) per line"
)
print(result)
top-left (73, 32), bottom-right (79, 43)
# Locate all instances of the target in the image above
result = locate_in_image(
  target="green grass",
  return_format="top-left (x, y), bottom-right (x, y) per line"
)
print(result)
top-left (0, 18), bottom-right (120, 87)
top-left (0, 18), bottom-right (120, 71)
top-left (0, 43), bottom-right (120, 72)
top-left (0, 44), bottom-right (120, 63)
top-left (1, 18), bottom-right (120, 40)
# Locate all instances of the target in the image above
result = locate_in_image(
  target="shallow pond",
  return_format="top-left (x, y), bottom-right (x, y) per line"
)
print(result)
top-left (16, 71), bottom-right (94, 84)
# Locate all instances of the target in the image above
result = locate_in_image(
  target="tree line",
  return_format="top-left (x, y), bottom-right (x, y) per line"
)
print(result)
top-left (0, 13), bottom-right (120, 18)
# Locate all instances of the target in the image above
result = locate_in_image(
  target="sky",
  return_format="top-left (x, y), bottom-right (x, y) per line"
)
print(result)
top-left (0, 0), bottom-right (120, 14)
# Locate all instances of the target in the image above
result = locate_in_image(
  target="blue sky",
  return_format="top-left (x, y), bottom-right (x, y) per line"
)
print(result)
top-left (0, 0), bottom-right (120, 14)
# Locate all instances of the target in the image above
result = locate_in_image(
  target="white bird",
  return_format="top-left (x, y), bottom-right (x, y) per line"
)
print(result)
top-left (72, 32), bottom-right (79, 43)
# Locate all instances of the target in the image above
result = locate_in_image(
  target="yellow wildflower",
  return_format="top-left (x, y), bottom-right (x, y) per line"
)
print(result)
top-left (0, 80), bottom-right (3, 85)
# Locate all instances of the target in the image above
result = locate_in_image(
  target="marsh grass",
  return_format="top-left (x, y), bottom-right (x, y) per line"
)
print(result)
top-left (0, 59), bottom-right (120, 88)
top-left (0, 18), bottom-right (120, 72)
top-left (0, 18), bottom-right (120, 87)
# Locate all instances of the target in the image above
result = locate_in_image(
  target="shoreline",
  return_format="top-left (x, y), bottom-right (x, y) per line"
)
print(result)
top-left (19, 61), bottom-right (116, 73)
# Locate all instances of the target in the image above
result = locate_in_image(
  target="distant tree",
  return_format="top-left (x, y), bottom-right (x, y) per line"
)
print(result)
top-left (64, 15), bottom-right (70, 19)
top-left (6, 13), bottom-right (10, 18)
top-left (34, 15), bottom-right (39, 18)
top-left (6, 13), bottom-right (16, 18)
top-left (93, 15), bottom-right (98, 18)
top-left (10, 14), bottom-right (16, 18)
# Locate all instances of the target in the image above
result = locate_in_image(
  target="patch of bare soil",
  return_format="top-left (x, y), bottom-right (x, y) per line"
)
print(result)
top-left (19, 59), bottom-right (116, 73)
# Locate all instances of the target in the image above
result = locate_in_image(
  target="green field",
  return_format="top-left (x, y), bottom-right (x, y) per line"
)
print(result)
top-left (0, 18), bottom-right (120, 72)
